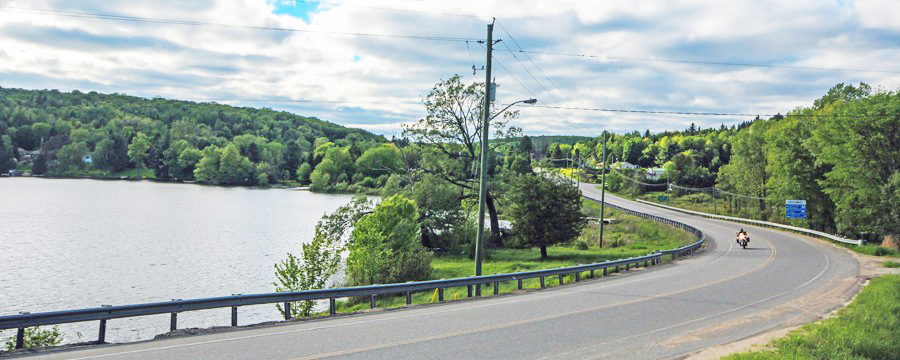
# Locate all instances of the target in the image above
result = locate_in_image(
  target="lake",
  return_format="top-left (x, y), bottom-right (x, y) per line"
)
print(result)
top-left (0, 177), bottom-right (355, 344)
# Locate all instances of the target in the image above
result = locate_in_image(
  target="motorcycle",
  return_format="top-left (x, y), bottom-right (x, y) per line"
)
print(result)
top-left (736, 234), bottom-right (750, 249)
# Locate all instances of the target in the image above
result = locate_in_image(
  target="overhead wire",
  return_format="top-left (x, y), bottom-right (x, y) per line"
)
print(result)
top-left (517, 50), bottom-right (900, 74)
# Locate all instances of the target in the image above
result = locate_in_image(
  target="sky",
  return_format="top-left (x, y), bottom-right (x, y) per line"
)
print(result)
top-left (0, 0), bottom-right (898, 137)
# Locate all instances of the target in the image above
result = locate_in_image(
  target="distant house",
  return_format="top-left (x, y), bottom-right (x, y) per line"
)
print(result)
top-left (647, 167), bottom-right (666, 180)
top-left (614, 161), bottom-right (638, 169)
top-left (82, 154), bottom-right (93, 164)
top-left (16, 148), bottom-right (42, 164)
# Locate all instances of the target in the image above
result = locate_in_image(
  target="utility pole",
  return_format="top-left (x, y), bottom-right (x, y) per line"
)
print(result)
top-left (575, 150), bottom-right (580, 188)
top-left (474, 19), bottom-right (495, 283)
top-left (599, 132), bottom-right (607, 249)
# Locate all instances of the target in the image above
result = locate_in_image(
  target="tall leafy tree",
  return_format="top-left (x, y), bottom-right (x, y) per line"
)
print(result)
top-left (764, 111), bottom-right (835, 231)
top-left (127, 132), bottom-right (151, 179)
top-left (507, 173), bottom-right (586, 258)
top-left (346, 195), bottom-right (431, 286)
top-left (402, 75), bottom-right (522, 244)
top-left (807, 87), bottom-right (899, 239)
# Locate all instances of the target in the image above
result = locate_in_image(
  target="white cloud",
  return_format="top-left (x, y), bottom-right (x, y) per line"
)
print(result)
top-left (0, 0), bottom-right (897, 136)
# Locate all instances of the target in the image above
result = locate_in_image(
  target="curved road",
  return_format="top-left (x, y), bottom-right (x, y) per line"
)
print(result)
top-left (18, 184), bottom-right (860, 359)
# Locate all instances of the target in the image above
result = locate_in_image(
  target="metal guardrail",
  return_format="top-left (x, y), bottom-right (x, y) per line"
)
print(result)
top-left (1, 199), bottom-right (705, 350)
top-left (635, 199), bottom-right (864, 246)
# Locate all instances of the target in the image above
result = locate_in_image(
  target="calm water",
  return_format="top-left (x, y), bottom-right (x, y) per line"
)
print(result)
top-left (0, 178), bottom-right (355, 344)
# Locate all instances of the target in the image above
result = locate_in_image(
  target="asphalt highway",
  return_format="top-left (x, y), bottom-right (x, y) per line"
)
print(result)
top-left (16, 183), bottom-right (860, 359)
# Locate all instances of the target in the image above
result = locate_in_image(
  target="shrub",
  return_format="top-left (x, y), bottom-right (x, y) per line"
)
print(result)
top-left (4, 326), bottom-right (62, 350)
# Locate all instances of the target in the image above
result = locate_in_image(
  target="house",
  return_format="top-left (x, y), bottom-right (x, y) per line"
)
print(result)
top-left (82, 154), bottom-right (93, 164)
top-left (614, 161), bottom-right (638, 169)
top-left (647, 167), bottom-right (666, 180)
top-left (16, 148), bottom-right (42, 164)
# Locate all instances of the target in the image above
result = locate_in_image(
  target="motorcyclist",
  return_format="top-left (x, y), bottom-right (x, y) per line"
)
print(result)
top-left (736, 228), bottom-right (748, 244)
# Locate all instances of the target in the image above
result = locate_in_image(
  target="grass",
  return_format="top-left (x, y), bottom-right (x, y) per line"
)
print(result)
top-left (723, 274), bottom-right (900, 360)
top-left (330, 199), bottom-right (696, 313)
top-left (883, 261), bottom-right (900, 268)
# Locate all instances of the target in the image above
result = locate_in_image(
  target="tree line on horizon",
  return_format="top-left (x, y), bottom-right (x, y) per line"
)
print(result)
top-left (0, 87), bottom-right (394, 191)
top-left (549, 83), bottom-right (898, 244)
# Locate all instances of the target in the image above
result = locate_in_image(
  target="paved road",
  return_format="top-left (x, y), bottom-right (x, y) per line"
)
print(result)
top-left (16, 184), bottom-right (859, 359)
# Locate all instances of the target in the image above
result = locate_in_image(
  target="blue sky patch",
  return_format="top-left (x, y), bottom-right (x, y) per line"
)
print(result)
top-left (272, 0), bottom-right (319, 22)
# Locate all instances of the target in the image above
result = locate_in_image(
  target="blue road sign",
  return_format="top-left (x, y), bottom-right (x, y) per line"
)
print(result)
top-left (786, 200), bottom-right (807, 219)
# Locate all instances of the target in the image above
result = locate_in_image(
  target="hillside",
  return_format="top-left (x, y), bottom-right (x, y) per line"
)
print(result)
top-left (0, 87), bottom-right (386, 187)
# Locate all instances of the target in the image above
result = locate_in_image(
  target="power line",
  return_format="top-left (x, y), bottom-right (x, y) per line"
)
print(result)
top-left (0, 5), bottom-right (478, 42)
top-left (495, 20), bottom-right (602, 136)
top-left (531, 105), bottom-right (767, 117)
top-left (181, 98), bottom-right (422, 105)
top-left (518, 50), bottom-right (900, 74)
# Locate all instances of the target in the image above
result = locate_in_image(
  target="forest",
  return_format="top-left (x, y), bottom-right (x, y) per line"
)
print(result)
top-left (553, 83), bottom-right (898, 244)
top-left (0, 87), bottom-right (390, 191)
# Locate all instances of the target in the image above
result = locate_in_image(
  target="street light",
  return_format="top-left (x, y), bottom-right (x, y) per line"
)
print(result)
top-left (474, 97), bottom-right (537, 284)
top-left (489, 99), bottom-right (538, 120)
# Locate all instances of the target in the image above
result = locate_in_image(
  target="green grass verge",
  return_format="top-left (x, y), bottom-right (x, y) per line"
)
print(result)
top-left (331, 199), bottom-right (695, 313)
top-left (723, 274), bottom-right (900, 360)
top-left (883, 261), bottom-right (900, 268)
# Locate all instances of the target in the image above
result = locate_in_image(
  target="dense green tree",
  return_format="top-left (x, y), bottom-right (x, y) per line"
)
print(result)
top-left (176, 147), bottom-right (203, 180)
top-left (194, 145), bottom-right (221, 182)
top-left (30, 122), bottom-right (51, 142)
top-left (764, 111), bottom-right (835, 231)
top-left (93, 138), bottom-right (118, 172)
top-left (355, 144), bottom-right (403, 177)
top-left (57, 142), bottom-right (89, 173)
top-left (0, 135), bottom-right (15, 172)
top-left (218, 143), bottom-right (252, 185)
top-left (663, 150), bottom-right (712, 188)
top-left (807, 87), bottom-right (899, 239)
top-left (507, 173), bottom-right (586, 258)
top-left (346, 194), bottom-right (431, 286)
top-left (295, 162), bottom-right (312, 184)
top-left (127, 132), bottom-right (151, 179)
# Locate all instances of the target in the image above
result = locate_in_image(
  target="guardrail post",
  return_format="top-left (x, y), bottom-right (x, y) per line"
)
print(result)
top-left (575, 272), bottom-right (581, 282)
top-left (603, 267), bottom-right (608, 276)
top-left (589, 269), bottom-right (594, 279)
top-left (406, 292), bottom-right (412, 305)
top-left (558, 274), bottom-right (564, 285)
top-left (170, 312), bottom-right (177, 331)
top-left (476, 284), bottom-right (482, 297)
top-left (370, 294), bottom-right (377, 308)
top-left (468, 285), bottom-right (473, 297)
top-left (99, 305), bottom-right (111, 343)
top-left (231, 307), bottom-right (238, 326)
top-left (15, 327), bottom-right (24, 349)
top-left (540, 276), bottom-right (545, 289)
top-left (283, 301), bottom-right (291, 320)
top-left (438, 288), bottom-right (444, 302)
top-left (644, 260), bottom-right (648, 267)
top-left (329, 298), bottom-right (336, 317)
top-left (98, 319), bottom-right (107, 343)
top-left (493, 282), bottom-right (499, 295)
top-left (517, 278), bottom-right (523, 289)
top-left (625, 262), bottom-right (630, 271)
